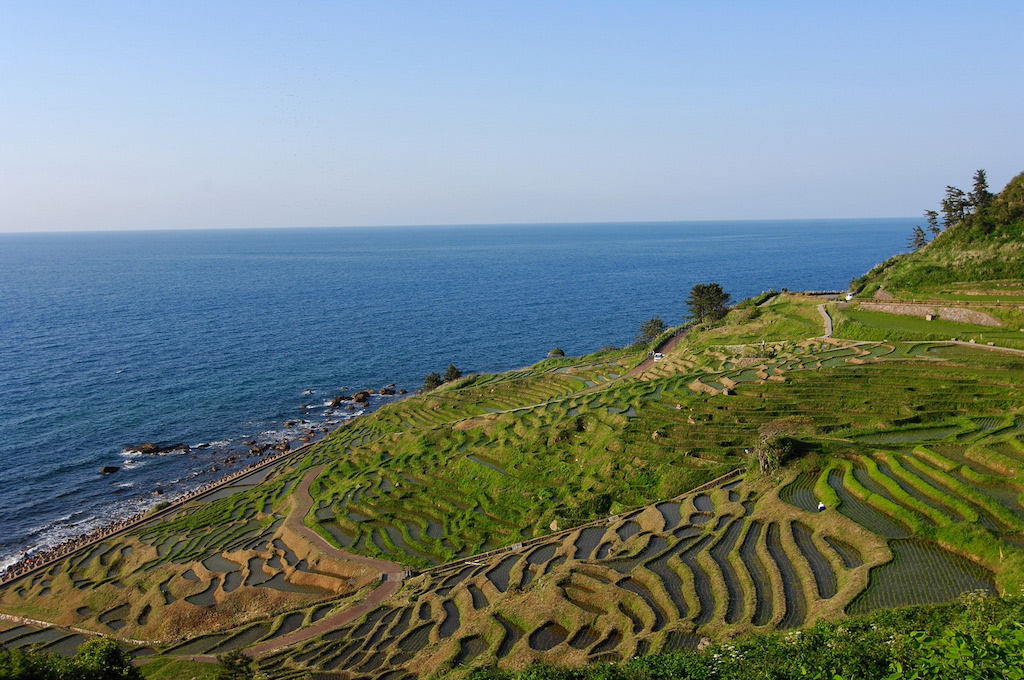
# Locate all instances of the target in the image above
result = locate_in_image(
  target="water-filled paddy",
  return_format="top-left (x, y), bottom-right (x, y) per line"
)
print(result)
top-left (847, 539), bottom-right (995, 614)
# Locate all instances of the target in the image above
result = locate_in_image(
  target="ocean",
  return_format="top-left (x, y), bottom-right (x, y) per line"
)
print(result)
top-left (0, 219), bottom-right (914, 568)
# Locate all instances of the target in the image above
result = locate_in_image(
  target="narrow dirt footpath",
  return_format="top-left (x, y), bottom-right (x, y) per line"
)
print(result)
top-left (244, 466), bottom-right (405, 657)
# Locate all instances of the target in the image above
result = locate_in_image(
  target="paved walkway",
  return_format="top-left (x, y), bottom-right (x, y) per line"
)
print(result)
top-left (817, 304), bottom-right (833, 338)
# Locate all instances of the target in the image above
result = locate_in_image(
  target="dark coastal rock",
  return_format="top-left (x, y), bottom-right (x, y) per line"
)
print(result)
top-left (153, 488), bottom-right (163, 496)
top-left (100, 466), bottom-right (120, 474)
top-left (352, 391), bottom-right (370, 403)
top-left (346, 404), bottom-right (356, 410)
top-left (399, 389), bottom-right (408, 394)
top-left (330, 395), bottom-right (344, 407)
top-left (243, 440), bottom-right (256, 446)
top-left (285, 421), bottom-right (297, 427)
top-left (379, 387), bottom-right (396, 396)
top-left (127, 442), bottom-right (188, 455)
top-left (298, 404), bottom-right (308, 410)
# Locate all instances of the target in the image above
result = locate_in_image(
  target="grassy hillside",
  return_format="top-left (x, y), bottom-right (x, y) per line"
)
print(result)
top-left (2, 193), bottom-right (1024, 679)
top-left (854, 171), bottom-right (1024, 296)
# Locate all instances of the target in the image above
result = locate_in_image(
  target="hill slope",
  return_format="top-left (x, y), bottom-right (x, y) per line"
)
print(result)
top-left (854, 171), bottom-right (1024, 294)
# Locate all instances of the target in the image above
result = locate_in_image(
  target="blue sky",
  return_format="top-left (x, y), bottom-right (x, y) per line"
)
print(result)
top-left (1, 1), bottom-right (1022, 232)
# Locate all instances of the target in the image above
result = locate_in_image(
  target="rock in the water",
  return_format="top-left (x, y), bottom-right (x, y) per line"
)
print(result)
top-left (100, 466), bottom-right (120, 474)
top-left (135, 443), bottom-right (160, 454)
top-left (352, 391), bottom-right (370, 403)
top-left (398, 389), bottom-right (408, 394)
top-left (379, 387), bottom-right (396, 396)
top-left (243, 440), bottom-right (256, 446)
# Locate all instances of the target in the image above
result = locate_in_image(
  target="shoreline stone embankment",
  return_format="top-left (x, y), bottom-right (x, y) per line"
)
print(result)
top-left (0, 443), bottom-right (302, 587)
top-left (0, 387), bottom-right (405, 588)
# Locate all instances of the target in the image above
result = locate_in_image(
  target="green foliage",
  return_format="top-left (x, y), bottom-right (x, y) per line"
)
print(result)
top-left (423, 371), bottom-right (443, 391)
top-left (548, 348), bottom-right (565, 358)
top-left (941, 184), bottom-right (971, 229)
top-left (0, 637), bottom-right (143, 680)
top-left (685, 283), bottom-right (731, 323)
top-left (907, 225), bottom-right (928, 251)
top-left (216, 649), bottom-right (254, 680)
top-left (636, 316), bottom-right (668, 344)
top-left (466, 593), bottom-right (1024, 680)
top-left (857, 170), bottom-right (1024, 293)
top-left (73, 638), bottom-right (144, 680)
top-left (443, 363), bottom-right (463, 383)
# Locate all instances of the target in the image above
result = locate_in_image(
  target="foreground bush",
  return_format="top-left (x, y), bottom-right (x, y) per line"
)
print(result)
top-left (0, 637), bottom-right (141, 680)
top-left (468, 592), bottom-right (1024, 680)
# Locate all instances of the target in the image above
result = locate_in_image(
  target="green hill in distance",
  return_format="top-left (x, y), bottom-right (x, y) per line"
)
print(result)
top-left (2, 172), bottom-right (1024, 680)
top-left (854, 170), bottom-right (1024, 295)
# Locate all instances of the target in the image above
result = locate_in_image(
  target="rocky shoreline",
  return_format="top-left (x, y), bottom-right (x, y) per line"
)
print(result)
top-left (0, 385), bottom-right (407, 585)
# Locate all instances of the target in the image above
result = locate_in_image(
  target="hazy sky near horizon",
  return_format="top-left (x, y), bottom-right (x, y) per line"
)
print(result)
top-left (2, 2), bottom-right (1022, 233)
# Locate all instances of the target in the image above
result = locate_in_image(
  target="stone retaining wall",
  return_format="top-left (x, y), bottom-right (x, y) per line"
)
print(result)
top-left (860, 303), bottom-right (1001, 327)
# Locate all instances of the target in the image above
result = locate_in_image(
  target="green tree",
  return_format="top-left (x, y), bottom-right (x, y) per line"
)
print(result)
top-left (635, 316), bottom-right (667, 343)
top-left (73, 637), bottom-right (143, 680)
top-left (970, 168), bottom-right (994, 212)
top-left (216, 649), bottom-right (253, 680)
top-left (0, 647), bottom-right (64, 680)
top-left (941, 185), bottom-right (970, 228)
top-left (442, 363), bottom-right (462, 383)
top-left (685, 283), bottom-right (731, 323)
top-left (907, 224), bottom-right (928, 250)
top-left (924, 209), bottom-right (942, 237)
top-left (422, 372), bottom-right (443, 391)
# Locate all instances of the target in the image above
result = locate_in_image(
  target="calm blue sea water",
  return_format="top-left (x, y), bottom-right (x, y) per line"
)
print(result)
top-left (0, 219), bottom-right (913, 567)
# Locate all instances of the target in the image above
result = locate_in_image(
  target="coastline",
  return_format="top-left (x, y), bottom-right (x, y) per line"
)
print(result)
top-left (0, 391), bottom-right (405, 586)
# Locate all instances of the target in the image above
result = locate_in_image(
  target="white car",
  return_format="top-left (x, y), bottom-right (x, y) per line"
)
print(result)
top-left (653, 352), bottom-right (664, 362)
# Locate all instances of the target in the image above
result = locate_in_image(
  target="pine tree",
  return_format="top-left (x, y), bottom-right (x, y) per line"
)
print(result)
top-left (970, 169), bottom-right (993, 211)
top-left (907, 225), bottom-right (928, 250)
top-left (636, 316), bottom-right (667, 343)
top-left (685, 283), bottom-right (731, 323)
top-left (924, 210), bottom-right (942, 237)
top-left (941, 185), bottom-right (970, 227)
top-left (442, 363), bottom-right (462, 382)
top-left (422, 372), bottom-right (443, 391)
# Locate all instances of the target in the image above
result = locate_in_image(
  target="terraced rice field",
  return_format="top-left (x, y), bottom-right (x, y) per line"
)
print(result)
top-left (3, 299), bottom-right (1024, 680)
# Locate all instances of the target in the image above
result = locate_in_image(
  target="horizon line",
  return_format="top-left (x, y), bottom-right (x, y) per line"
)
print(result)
top-left (0, 216), bottom-right (919, 236)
